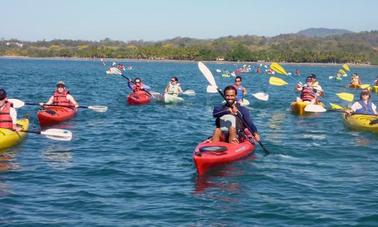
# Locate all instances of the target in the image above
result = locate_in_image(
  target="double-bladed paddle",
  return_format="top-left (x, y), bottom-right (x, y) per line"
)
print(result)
top-left (9, 99), bottom-right (108, 112)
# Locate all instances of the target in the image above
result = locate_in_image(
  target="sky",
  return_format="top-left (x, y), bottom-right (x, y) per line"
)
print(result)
top-left (1, 0), bottom-right (377, 42)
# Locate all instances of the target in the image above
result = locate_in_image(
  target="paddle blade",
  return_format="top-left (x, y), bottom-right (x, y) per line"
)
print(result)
top-left (337, 92), bottom-right (354, 102)
top-left (8, 99), bottom-right (25, 108)
top-left (342, 64), bottom-right (350, 72)
top-left (198, 62), bottom-right (217, 87)
top-left (149, 91), bottom-right (163, 100)
top-left (106, 67), bottom-right (122, 75)
top-left (269, 76), bottom-right (288, 86)
top-left (206, 85), bottom-right (218, 93)
top-left (41, 129), bottom-right (73, 141)
top-left (270, 62), bottom-right (288, 75)
top-left (304, 104), bottom-right (327, 113)
top-left (183, 90), bottom-right (196, 96)
top-left (360, 84), bottom-right (370, 89)
top-left (88, 105), bottom-right (108, 112)
top-left (252, 92), bottom-right (269, 101)
top-left (338, 69), bottom-right (346, 75)
top-left (330, 103), bottom-right (345, 110)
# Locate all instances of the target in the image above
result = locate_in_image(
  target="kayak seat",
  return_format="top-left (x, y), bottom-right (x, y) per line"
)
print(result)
top-left (199, 146), bottom-right (227, 153)
top-left (45, 109), bottom-right (56, 115)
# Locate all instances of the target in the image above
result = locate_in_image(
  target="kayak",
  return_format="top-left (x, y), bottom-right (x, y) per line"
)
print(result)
top-left (291, 101), bottom-right (324, 115)
top-left (343, 113), bottom-right (378, 133)
top-left (127, 90), bottom-right (151, 105)
top-left (349, 84), bottom-right (360, 89)
top-left (370, 86), bottom-right (378, 93)
top-left (37, 106), bottom-right (77, 126)
top-left (162, 93), bottom-right (183, 104)
top-left (193, 139), bottom-right (256, 176)
top-left (0, 118), bottom-right (29, 150)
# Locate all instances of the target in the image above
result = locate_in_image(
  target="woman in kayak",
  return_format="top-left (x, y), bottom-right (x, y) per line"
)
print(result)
top-left (346, 89), bottom-right (377, 115)
top-left (296, 76), bottom-right (320, 104)
top-left (164, 77), bottom-right (183, 95)
top-left (309, 74), bottom-right (324, 96)
top-left (0, 89), bottom-right (20, 131)
top-left (211, 85), bottom-right (260, 144)
top-left (128, 78), bottom-right (151, 92)
top-left (349, 73), bottom-right (361, 87)
top-left (41, 81), bottom-right (79, 109)
top-left (233, 76), bottom-right (247, 104)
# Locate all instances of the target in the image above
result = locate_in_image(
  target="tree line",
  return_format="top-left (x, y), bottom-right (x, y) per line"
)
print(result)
top-left (1, 31), bottom-right (377, 64)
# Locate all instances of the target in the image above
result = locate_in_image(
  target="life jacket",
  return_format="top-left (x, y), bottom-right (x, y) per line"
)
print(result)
top-left (355, 100), bottom-right (374, 114)
top-left (52, 89), bottom-right (74, 107)
top-left (234, 85), bottom-right (244, 101)
top-left (132, 83), bottom-right (143, 92)
top-left (0, 101), bottom-right (14, 129)
top-left (351, 77), bottom-right (360, 85)
top-left (300, 86), bottom-right (316, 102)
top-left (166, 83), bottom-right (181, 95)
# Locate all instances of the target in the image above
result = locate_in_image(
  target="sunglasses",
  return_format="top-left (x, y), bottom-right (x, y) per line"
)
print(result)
top-left (235, 80), bottom-right (241, 82)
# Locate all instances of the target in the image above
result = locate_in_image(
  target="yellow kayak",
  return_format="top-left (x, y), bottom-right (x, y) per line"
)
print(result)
top-left (370, 86), bottom-right (378, 93)
top-left (343, 113), bottom-right (378, 133)
top-left (290, 101), bottom-right (324, 115)
top-left (0, 118), bottom-right (29, 150)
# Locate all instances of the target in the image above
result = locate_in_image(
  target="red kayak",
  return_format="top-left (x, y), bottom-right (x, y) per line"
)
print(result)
top-left (37, 106), bottom-right (77, 126)
top-left (127, 91), bottom-right (151, 105)
top-left (193, 139), bottom-right (256, 176)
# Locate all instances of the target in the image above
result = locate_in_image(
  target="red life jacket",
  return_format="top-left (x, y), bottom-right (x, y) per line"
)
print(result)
top-left (133, 83), bottom-right (144, 92)
top-left (300, 86), bottom-right (316, 102)
top-left (52, 89), bottom-right (74, 107)
top-left (0, 101), bottom-right (14, 129)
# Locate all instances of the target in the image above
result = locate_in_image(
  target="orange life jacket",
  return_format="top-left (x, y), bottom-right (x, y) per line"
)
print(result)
top-left (52, 89), bottom-right (74, 107)
top-left (0, 101), bottom-right (14, 129)
top-left (300, 86), bottom-right (316, 102)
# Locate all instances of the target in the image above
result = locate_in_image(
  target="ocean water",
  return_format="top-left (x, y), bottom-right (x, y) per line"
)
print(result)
top-left (0, 58), bottom-right (378, 226)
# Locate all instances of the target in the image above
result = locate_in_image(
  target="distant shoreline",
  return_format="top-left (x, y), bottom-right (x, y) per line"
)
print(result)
top-left (0, 55), bottom-right (376, 68)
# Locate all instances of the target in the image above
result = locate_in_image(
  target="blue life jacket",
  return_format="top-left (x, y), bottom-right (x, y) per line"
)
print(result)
top-left (234, 85), bottom-right (244, 101)
top-left (355, 100), bottom-right (374, 114)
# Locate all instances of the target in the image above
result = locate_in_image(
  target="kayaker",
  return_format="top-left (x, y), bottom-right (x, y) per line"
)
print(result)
top-left (296, 76), bottom-right (320, 104)
top-left (128, 78), bottom-right (151, 92)
top-left (350, 73), bottom-right (361, 87)
top-left (41, 81), bottom-right (79, 109)
top-left (346, 89), bottom-right (377, 115)
top-left (211, 85), bottom-right (260, 144)
top-left (233, 76), bottom-right (247, 104)
top-left (0, 89), bottom-right (20, 131)
top-left (164, 77), bottom-right (183, 95)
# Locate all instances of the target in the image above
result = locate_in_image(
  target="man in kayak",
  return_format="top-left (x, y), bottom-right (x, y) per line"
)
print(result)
top-left (164, 77), bottom-right (183, 95)
top-left (41, 81), bottom-right (79, 109)
top-left (233, 76), bottom-right (247, 104)
top-left (296, 76), bottom-right (320, 104)
top-left (211, 85), bottom-right (260, 144)
top-left (346, 89), bottom-right (377, 115)
top-left (128, 78), bottom-right (151, 93)
top-left (0, 89), bottom-right (21, 131)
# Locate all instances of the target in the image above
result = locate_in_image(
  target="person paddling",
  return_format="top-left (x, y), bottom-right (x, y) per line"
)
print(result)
top-left (211, 86), bottom-right (260, 144)
top-left (309, 74), bottom-right (324, 96)
top-left (41, 81), bottom-right (79, 109)
top-left (349, 73), bottom-right (361, 87)
top-left (0, 89), bottom-right (21, 131)
top-left (346, 89), bottom-right (377, 116)
top-left (164, 77), bottom-right (183, 95)
top-left (127, 78), bottom-right (151, 93)
top-left (296, 76), bottom-right (320, 104)
top-left (233, 76), bottom-right (247, 104)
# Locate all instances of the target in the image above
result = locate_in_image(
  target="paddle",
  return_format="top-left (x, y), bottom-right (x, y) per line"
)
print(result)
top-left (270, 62), bottom-right (288, 75)
top-left (198, 62), bottom-right (270, 156)
top-left (183, 90), bottom-right (196, 96)
top-left (9, 99), bottom-right (108, 113)
top-left (342, 64), bottom-right (350, 72)
top-left (269, 76), bottom-right (288, 86)
top-left (336, 93), bottom-right (354, 102)
top-left (21, 128), bottom-right (72, 141)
